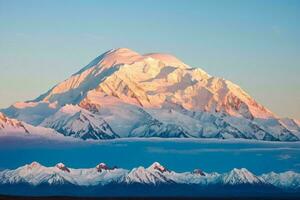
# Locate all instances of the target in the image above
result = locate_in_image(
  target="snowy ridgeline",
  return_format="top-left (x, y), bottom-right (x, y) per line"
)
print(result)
top-left (1, 48), bottom-right (300, 142)
top-left (0, 161), bottom-right (299, 190)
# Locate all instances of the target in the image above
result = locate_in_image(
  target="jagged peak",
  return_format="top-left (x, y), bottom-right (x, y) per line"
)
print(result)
top-left (55, 162), bottom-right (70, 172)
top-left (223, 168), bottom-right (262, 185)
top-left (96, 162), bottom-right (107, 168)
top-left (229, 168), bottom-right (253, 175)
top-left (96, 163), bottom-right (109, 172)
top-left (55, 162), bottom-right (66, 168)
top-left (28, 161), bottom-right (42, 168)
top-left (147, 162), bottom-right (167, 172)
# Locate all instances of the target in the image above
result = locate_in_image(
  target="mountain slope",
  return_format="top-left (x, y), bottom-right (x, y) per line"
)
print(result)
top-left (40, 104), bottom-right (119, 140)
top-left (261, 171), bottom-right (300, 189)
top-left (221, 168), bottom-right (265, 185)
top-left (0, 112), bottom-right (62, 139)
top-left (1, 48), bottom-right (299, 141)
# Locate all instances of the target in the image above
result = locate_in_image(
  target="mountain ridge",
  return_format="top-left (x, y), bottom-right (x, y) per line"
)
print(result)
top-left (0, 161), bottom-right (299, 190)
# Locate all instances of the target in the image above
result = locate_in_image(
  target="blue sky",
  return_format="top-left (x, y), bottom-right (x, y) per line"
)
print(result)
top-left (0, 0), bottom-right (299, 118)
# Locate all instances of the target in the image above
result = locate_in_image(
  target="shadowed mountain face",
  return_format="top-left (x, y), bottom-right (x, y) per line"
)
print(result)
top-left (0, 162), bottom-right (299, 197)
top-left (1, 48), bottom-right (300, 141)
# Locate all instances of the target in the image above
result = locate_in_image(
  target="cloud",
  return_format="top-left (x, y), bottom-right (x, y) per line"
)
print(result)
top-left (294, 163), bottom-right (300, 167)
top-left (146, 147), bottom-right (300, 155)
top-left (278, 154), bottom-right (292, 160)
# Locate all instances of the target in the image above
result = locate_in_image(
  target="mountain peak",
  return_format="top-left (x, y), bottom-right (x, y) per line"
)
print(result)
top-left (96, 163), bottom-right (108, 169)
top-left (94, 47), bottom-right (141, 69)
top-left (83, 48), bottom-right (188, 73)
top-left (223, 168), bottom-right (263, 185)
top-left (147, 162), bottom-right (168, 173)
top-left (28, 161), bottom-right (42, 169)
top-left (144, 53), bottom-right (188, 68)
top-left (56, 162), bottom-right (66, 168)
top-left (2, 48), bottom-right (299, 142)
top-left (55, 163), bottom-right (70, 173)
top-left (110, 47), bottom-right (139, 54)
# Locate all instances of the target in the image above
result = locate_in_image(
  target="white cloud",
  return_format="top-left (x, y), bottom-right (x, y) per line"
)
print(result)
top-left (146, 147), bottom-right (300, 154)
top-left (278, 154), bottom-right (292, 160)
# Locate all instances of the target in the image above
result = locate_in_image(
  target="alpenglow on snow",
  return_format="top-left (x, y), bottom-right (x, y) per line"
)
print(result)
top-left (1, 48), bottom-right (300, 141)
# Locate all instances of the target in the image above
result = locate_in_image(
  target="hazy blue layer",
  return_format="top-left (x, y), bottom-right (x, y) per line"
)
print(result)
top-left (0, 137), bottom-right (299, 174)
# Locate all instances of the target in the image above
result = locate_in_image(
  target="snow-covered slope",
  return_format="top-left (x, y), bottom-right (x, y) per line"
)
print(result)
top-left (0, 112), bottom-right (62, 139)
top-left (1, 101), bottom-right (58, 126)
top-left (1, 162), bottom-right (299, 190)
top-left (261, 171), bottom-right (300, 189)
top-left (221, 168), bottom-right (264, 185)
top-left (1, 48), bottom-right (299, 141)
top-left (125, 162), bottom-right (175, 184)
top-left (40, 104), bottom-right (118, 140)
top-left (0, 112), bottom-right (30, 135)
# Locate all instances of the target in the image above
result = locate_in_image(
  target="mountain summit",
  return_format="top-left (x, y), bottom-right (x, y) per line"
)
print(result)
top-left (1, 48), bottom-right (299, 141)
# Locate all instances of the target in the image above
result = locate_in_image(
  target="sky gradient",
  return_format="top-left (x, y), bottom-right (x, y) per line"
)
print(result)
top-left (0, 0), bottom-right (299, 119)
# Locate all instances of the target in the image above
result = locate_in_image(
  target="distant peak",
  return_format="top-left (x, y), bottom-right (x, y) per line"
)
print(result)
top-left (230, 168), bottom-right (251, 174)
top-left (148, 161), bottom-right (162, 167)
top-left (55, 162), bottom-right (70, 172)
top-left (223, 167), bottom-right (262, 185)
top-left (56, 162), bottom-right (66, 168)
top-left (148, 162), bottom-right (168, 173)
top-left (96, 162), bottom-right (107, 168)
top-left (28, 161), bottom-right (41, 168)
top-left (96, 163), bottom-right (109, 172)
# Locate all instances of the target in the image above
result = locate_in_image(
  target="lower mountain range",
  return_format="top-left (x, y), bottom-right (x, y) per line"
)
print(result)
top-left (0, 162), bottom-right (299, 197)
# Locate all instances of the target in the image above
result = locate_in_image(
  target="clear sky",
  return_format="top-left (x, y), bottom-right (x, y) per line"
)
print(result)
top-left (0, 0), bottom-right (299, 119)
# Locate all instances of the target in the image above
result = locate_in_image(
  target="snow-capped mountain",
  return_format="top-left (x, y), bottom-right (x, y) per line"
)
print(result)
top-left (261, 171), bottom-right (300, 189)
top-left (0, 112), bottom-right (30, 134)
top-left (0, 162), bottom-right (127, 186)
top-left (0, 112), bottom-right (62, 139)
top-left (0, 162), bottom-right (299, 190)
top-left (220, 168), bottom-right (264, 185)
top-left (40, 104), bottom-right (118, 140)
top-left (1, 48), bottom-right (299, 141)
top-left (125, 162), bottom-right (174, 184)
